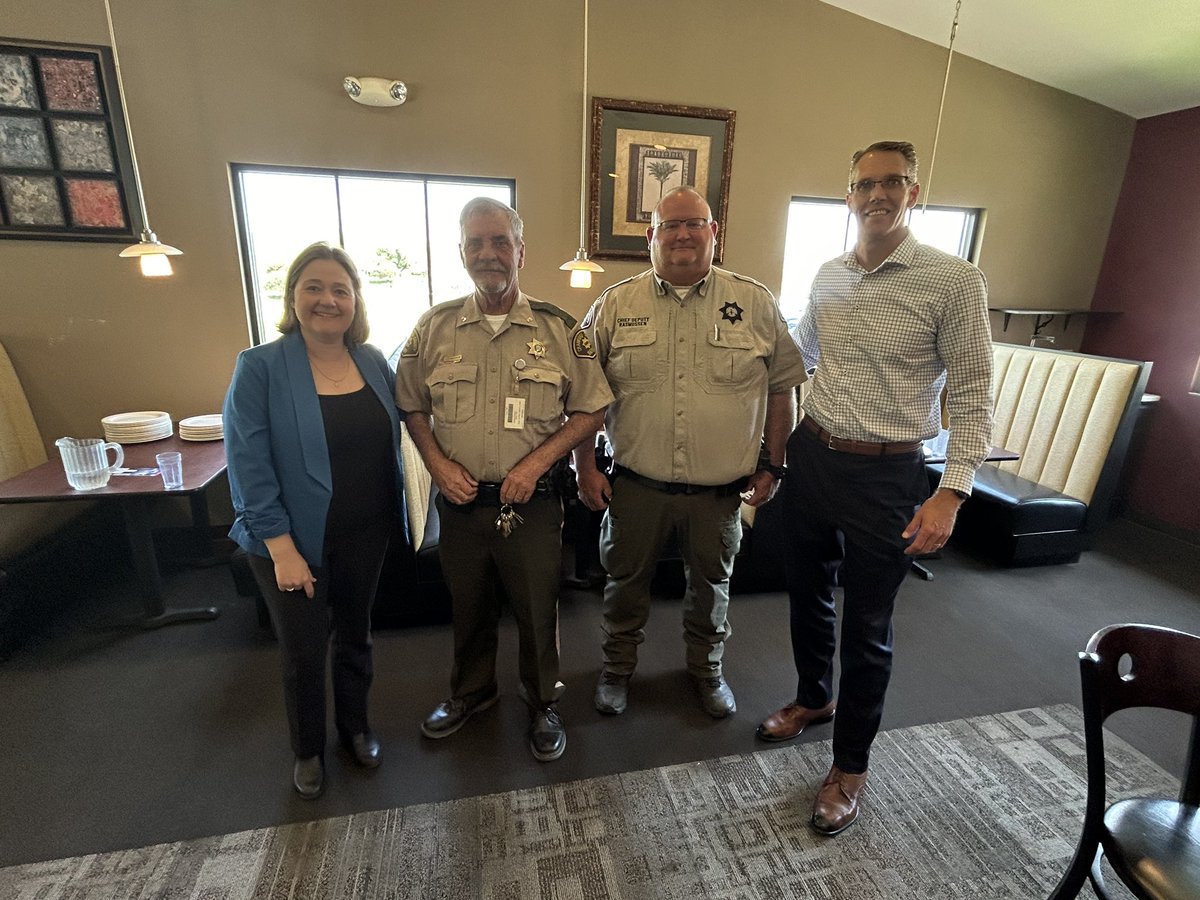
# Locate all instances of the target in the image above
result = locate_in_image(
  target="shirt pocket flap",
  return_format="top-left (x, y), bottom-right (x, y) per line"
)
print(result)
top-left (611, 328), bottom-right (658, 349)
top-left (708, 331), bottom-right (755, 350)
top-left (516, 367), bottom-right (566, 389)
top-left (428, 363), bottom-right (478, 387)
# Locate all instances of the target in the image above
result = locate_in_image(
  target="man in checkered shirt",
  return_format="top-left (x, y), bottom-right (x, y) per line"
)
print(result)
top-left (756, 141), bottom-right (993, 836)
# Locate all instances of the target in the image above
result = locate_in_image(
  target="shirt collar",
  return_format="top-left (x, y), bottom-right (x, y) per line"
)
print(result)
top-left (456, 291), bottom-right (537, 328)
top-left (842, 233), bottom-right (919, 273)
top-left (653, 270), bottom-right (711, 298)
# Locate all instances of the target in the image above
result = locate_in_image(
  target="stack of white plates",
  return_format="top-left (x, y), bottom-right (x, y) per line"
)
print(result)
top-left (179, 414), bottom-right (224, 441)
top-left (101, 411), bottom-right (173, 443)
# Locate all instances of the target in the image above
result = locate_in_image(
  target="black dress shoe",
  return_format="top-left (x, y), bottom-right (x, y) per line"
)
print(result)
top-left (529, 705), bottom-right (566, 762)
top-left (293, 755), bottom-right (324, 800)
top-left (341, 731), bottom-right (381, 769)
top-left (421, 687), bottom-right (500, 739)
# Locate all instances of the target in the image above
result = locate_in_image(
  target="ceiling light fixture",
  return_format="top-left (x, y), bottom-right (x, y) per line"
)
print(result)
top-left (559, 0), bottom-right (604, 290)
top-left (103, 0), bottom-right (181, 277)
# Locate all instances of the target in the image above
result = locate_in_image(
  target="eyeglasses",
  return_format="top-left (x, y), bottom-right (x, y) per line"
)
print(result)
top-left (849, 176), bottom-right (913, 195)
top-left (653, 217), bottom-right (711, 232)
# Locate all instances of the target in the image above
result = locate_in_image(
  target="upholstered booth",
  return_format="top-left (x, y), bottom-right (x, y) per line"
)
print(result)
top-left (0, 339), bottom-right (96, 640)
top-left (929, 344), bottom-right (1151, 566)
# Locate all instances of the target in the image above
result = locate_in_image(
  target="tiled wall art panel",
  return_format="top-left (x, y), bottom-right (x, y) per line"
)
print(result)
top-left (0, 40), bottom-right (137, 241)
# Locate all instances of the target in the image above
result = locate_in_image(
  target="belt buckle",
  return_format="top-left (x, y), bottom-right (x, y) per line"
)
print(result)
top-left (827, 433), bottom-right (838, 451)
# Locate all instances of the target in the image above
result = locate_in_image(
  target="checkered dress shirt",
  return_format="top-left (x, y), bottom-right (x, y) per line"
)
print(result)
top-left (794, 233), bottom-right (993, 494)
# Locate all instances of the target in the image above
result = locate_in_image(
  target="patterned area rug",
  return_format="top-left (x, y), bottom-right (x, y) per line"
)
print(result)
top-left (0, 704), bottom-right (1170, 899)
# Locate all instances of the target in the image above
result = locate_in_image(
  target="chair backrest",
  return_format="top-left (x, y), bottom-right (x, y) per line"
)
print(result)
top-left (1081, 623), bottom-right (1200, 804)
top-left (990, 345), bottom-right (1149, 511)
top-left (0, 339), bottom-right (48, 481)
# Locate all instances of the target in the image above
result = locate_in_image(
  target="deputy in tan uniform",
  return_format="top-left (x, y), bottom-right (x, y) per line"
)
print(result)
top-left (574, 186), bottom-right (808, 719)
top-left (396, 197), bottom-right (612, 762)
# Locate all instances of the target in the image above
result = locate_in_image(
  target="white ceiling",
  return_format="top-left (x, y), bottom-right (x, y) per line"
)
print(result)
top-left (820, 0), bottom-right (1200, 119)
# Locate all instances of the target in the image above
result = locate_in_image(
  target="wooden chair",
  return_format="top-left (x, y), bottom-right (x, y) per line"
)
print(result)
top-left (1047, 623), bottom-right (1200, 900)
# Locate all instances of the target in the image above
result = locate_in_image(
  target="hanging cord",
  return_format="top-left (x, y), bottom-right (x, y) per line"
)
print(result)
top-left (576, 0), bottom-right (590, 252)
top-left (923, 0), bottom-right (962, 211)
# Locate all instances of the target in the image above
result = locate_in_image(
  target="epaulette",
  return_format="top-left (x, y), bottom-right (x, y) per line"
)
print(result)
top-left (719, 267), bottom-right (773, 295)
top-left (528, 299), bottom-right (577, 329)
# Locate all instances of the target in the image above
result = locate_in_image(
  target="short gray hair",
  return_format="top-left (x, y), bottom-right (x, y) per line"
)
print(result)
top-left (459, 197), bottom-right (523, 242)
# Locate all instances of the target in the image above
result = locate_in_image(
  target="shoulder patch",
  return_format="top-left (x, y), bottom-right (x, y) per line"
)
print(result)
top-left (400, 330), bottom-right (420, 357)
top-left (528, 299), bottom-right (577, 329)
top-left (572, 330), bottom-right (597, 359)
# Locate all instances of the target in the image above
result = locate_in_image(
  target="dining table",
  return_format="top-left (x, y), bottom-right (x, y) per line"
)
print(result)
top-left (0, 434), bottom-right (226, 628)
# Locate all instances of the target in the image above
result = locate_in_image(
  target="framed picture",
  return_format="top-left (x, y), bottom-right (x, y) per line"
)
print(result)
top-left (0, 37), bottom-right (141, 243)
top-left (588, 97), bottom-right (735, 262)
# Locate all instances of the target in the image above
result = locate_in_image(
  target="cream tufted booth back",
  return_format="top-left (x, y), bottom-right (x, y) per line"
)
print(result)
top-left (0, 340), bottom-right (47, 482)
top-left (399, 421), bottom-right (433, 548)
top-left (989, 344), bottom-right (1143, 505)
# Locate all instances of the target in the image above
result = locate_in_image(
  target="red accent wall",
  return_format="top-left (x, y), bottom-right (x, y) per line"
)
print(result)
top-left (1082, 106), bottom-right (1200, 534)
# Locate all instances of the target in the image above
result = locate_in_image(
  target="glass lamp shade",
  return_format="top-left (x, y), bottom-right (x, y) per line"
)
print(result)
top-left (119, 231), bottom-right (183, 278)
top-left (559, 250), bottom-right (604, 289)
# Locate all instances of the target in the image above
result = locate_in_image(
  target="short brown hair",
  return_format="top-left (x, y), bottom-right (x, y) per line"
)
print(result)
top-left (849, 141), bottom-right (919, 186)
top-left (276, 242), bottom-right (370, 345)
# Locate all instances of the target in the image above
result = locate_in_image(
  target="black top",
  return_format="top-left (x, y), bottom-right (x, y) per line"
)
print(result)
top-left (318, 385), bottom-right (396, 539)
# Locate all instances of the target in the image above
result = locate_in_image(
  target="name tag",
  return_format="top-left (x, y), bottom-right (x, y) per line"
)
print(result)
top-left (504, 397), bottom-right (526, 429)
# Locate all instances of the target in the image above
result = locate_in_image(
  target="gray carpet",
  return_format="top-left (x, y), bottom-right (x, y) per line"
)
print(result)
top-left (0, 704), bottom-right (1168, 899)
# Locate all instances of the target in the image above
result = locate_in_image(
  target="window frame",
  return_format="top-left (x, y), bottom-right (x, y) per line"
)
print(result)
top-left (229, 162), bottom-right (516, 346)
top-left (779, 194), bottom-right (984, 318)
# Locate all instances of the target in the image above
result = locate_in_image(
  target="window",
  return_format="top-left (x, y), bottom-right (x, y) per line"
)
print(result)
top-left (778, 197), bottom-right (982, 319)
top-left (231, 164), bottom-right (515, 353)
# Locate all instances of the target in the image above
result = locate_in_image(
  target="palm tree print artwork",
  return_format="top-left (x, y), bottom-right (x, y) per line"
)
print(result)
top-left (647, 160), bottom-right (679, 200)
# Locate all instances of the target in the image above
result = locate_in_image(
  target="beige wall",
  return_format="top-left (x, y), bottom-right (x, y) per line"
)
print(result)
top-left (1, 0), bottom-right (1134, 448)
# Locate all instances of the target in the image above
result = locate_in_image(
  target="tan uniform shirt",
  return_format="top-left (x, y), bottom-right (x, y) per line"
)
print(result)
top-left (396, 291), bottom-right (613, 482)
top-left (579, 267), bottom-right (807, 485)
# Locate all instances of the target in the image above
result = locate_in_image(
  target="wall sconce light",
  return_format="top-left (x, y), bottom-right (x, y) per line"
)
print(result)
top-left (343, 76), bottom-right (408, 107)
top-left (104, 0), bottom-right (182, 277)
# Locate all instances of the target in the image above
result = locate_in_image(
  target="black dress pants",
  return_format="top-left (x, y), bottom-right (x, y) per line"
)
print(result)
top-left (782, 424), bottom-right (928, 773)
top-left (249, 523), bottom-right (391, 758)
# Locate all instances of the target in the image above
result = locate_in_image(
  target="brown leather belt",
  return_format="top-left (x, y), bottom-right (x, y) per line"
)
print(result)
top-left (800, 416), bottom-right (922, 456)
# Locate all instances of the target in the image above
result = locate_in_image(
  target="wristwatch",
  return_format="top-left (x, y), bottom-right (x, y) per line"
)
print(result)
top-left (759, 463), bottom-right (788, 480)
top-left (942, 487), bottom-right (969, 501)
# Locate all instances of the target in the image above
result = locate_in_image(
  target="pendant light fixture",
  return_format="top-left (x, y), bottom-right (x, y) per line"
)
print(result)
top-left (104, 0), bottom-right (182, 277)
top-left (559, 0), bottom-right (603, 289)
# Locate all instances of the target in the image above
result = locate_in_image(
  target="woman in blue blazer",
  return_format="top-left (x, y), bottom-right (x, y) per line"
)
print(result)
top-left (224, 242), bottom-right (405, 800)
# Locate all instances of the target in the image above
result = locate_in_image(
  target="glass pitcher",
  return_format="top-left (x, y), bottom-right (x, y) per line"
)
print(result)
top-left (55, 437), bottom-right (125, 491)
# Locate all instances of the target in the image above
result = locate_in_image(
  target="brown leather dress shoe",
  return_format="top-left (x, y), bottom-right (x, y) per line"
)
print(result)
top-left (755, 700), bottom-right (835, 742)
top-left (811, 765), bottom-right (868, 835)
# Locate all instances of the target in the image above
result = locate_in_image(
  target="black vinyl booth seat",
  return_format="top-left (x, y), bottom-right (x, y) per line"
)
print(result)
top-left (927, 461), bottom-right (1088, 566)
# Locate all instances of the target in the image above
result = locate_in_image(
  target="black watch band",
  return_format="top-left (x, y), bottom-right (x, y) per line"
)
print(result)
top-left (759, 463), bottom-right (787, 480)
top-left (945, 488), bottom-right (968, 501)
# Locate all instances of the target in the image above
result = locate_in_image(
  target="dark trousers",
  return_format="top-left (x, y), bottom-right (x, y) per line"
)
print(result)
top-left (436, 492), bottom-right (564, 706)
top-left (249, 524), bottom-right (391, 758)
top-left (783, 424), bottom-right (928, 773)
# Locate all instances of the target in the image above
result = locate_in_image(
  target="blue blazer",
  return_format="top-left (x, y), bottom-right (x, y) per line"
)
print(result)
top-left (224, 330), bottom-right (407, 567)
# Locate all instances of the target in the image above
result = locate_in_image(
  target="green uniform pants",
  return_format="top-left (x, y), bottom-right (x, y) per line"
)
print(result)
top-left (598, 476), bottom-right (743, 678)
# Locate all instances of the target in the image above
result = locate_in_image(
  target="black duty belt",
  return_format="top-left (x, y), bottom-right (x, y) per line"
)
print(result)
top-left (460, 477), bottom-right (555, 508)
top-left (612, 464), bottom-right (748, 497)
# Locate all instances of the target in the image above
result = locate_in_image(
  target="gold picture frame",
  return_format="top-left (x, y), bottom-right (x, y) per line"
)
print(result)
top-left (588, 97), bottom-right (735, 262)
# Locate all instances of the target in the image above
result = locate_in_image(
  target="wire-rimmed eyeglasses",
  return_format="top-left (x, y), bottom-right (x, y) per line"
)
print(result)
top-left (848, 176), bottom-right (913, 196)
